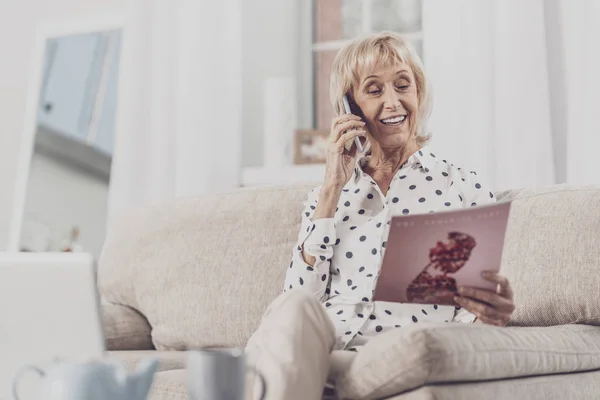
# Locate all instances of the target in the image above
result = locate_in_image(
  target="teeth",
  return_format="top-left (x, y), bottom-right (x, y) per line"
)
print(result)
top-left (381, 116), bottom-right (406, 124)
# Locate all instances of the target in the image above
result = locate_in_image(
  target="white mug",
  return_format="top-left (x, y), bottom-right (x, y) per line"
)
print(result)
top-left (187, 349), bottom-right (266, 400)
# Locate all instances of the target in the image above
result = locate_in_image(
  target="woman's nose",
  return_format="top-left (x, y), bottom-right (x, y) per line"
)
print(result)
top-left (383, 90), bottom-right (401, 110)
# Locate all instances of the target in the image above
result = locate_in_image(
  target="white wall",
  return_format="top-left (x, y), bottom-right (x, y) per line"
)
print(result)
top-left (0, 0), bottom-right (126, 250)
top-left (20, 152), bottom-right (109, 258)
top-left (240, 0), bottom-right (300, 168)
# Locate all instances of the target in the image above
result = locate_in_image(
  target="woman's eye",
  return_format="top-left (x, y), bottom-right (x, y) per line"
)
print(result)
top-left (368, 89), bottom-right (381, 95)
top-left (397, 85), bottom-right (409, 90)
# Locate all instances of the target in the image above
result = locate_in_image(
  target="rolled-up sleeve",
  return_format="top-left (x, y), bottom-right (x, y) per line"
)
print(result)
top-left (283, 186), bottom-right (337, 302)
top-left (461, 169), bottom-right (497, 208)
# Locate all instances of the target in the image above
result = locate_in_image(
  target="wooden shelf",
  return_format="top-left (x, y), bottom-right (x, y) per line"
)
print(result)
top-left (241, 164), bottom-right (326, 186)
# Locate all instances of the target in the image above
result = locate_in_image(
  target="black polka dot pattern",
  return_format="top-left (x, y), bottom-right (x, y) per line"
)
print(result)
top-left (285, 148), bottom-right (495, 345)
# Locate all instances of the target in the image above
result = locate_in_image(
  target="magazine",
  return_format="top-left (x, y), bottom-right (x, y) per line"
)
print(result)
top-left (373, 201), bottom-right (512, 306)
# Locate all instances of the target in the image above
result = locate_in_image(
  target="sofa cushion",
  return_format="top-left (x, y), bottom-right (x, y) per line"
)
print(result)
top-left (98, 184), bottom-right (314, 350)
top-left (107, 350), bottom-right (186, 373)
top-left (393, 369), bottom-right (600, 400)
top-left (336, 323), bottom-right (600, 400)
top-left (496, 185), bottom-right (600, 326)
top-left (102, 304), bottom-right (154, 350)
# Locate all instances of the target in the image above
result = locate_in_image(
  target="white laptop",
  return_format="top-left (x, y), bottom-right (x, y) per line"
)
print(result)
top-left (0, 252), bottom-right (106, 400)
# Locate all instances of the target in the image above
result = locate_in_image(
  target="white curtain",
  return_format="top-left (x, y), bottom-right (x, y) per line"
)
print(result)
top-left (422, 0), bottom-right (600, 192)
top-left (107, 0), bottom-right (242, 221)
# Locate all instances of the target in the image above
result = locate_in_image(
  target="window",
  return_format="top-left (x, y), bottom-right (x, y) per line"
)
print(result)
top-left (311, 0), bottom-right (423, 130)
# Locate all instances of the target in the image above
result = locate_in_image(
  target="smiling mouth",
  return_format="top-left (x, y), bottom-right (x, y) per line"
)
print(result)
top-left (380, 115), bottom-right (407, 126)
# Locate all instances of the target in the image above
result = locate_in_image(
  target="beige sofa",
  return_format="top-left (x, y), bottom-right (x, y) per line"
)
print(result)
top-left (97, 183), bottom-right (600, 399)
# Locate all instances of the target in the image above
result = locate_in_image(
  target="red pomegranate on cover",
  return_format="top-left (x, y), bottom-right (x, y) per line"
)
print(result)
top-left (406, 232), bottom-right (476, 304)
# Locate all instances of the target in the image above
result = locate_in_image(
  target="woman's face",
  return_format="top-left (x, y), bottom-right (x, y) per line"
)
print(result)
top-left (352, 60), bottom-right (419, 149)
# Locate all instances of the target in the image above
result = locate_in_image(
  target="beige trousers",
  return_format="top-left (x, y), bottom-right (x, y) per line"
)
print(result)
top-left (245, 290), bottom-right (345, 400)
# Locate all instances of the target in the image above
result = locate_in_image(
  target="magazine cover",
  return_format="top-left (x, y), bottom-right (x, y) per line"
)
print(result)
top-left (373, 201), bottom-right (512, 306)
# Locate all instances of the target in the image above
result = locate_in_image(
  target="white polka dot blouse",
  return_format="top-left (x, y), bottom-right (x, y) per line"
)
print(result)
top-left (283, 146), bottom-right (497, 351)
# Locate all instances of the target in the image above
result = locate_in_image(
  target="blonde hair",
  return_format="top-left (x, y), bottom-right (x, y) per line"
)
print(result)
top-left (329, 31), bottom-right (432, 146)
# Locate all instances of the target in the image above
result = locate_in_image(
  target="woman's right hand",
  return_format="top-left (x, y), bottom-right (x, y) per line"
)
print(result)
top-left (323, 114), bottom-right (367, 191)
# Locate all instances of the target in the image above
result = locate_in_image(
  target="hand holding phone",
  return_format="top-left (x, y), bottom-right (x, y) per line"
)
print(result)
top-left (343, 95), bottom-right (364, 153)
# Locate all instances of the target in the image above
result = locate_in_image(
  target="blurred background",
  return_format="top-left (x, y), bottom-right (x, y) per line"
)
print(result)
top-left (0, 0), bottom-right (598, 258)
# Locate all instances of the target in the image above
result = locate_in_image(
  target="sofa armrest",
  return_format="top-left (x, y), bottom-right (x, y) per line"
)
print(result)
top-left (101, 303), bottom-right (155, 351)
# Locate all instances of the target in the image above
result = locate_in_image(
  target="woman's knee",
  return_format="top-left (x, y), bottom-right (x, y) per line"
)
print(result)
top-left (271, 289), bottom-right (322, 316)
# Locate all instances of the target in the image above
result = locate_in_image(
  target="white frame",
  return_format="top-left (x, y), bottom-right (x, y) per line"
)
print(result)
top-left (311, 0), bottom-right (424, 51)
top-left (8, 15), bottom-right (125, 252)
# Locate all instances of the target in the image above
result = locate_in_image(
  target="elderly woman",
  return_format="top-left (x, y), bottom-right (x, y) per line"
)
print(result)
top-left (245, 31), bottom-right (515, 400)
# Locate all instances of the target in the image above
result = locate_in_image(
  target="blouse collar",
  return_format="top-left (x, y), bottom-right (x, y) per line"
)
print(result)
top-left (353, 145), bottom-right (436, 182)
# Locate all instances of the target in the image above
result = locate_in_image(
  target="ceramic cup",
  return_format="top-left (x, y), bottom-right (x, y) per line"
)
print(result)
top-left (187, 349), bottom-right (266, 400)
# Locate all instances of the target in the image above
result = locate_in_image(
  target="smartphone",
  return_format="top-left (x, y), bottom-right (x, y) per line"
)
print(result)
top-left (343, 95), bottom-right (364, 153)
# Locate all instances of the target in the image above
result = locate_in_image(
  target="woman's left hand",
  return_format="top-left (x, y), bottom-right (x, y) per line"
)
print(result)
top-left (454, 271), bottom-right (515, 326)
